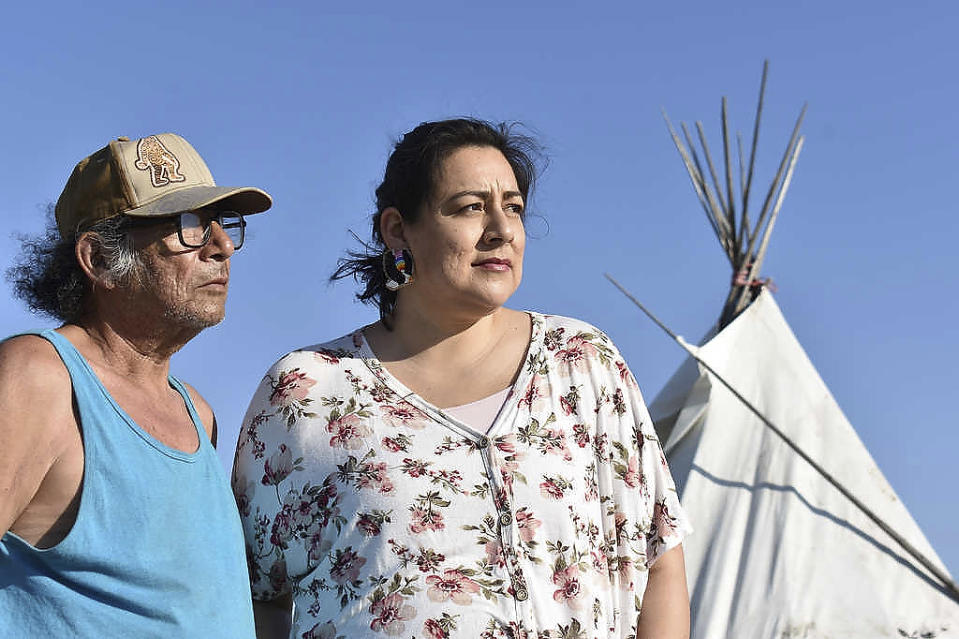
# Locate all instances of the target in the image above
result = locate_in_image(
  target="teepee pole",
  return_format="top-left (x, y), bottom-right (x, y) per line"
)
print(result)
top-left (681, 123), bottom-right (733, 251)
top-left (604, 274), bottom-right (959, 606)
top-left (695, 121), bottom-right (730, 225)
top-left (742, 61), bottom-right (769, 228)
top-left (736, 131), bottom-right (750, 254)
top-left (721, 97), bottom-right (737, 253)
top-left (663, 111), bottom-right (734, 262)
top-left (733, 136), bottom-right (805, 315)
top-left (743, 104), bottom-right (807, 266)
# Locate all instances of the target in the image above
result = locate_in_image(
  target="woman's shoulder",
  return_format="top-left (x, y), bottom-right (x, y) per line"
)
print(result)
top-left (532, 311), bottom-right (619, 349)
top-left (263, 327), bottom-right (370, 375)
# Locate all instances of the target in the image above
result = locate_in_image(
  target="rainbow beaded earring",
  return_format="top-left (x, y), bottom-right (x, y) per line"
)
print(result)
top-left (383, 248), bottom-right (414, 291)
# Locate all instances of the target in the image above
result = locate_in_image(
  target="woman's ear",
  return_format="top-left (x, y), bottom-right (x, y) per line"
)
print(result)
top-left (75, 232), bottom-right (115, 288)
top-left (379, 207), bottom-right (408, 251)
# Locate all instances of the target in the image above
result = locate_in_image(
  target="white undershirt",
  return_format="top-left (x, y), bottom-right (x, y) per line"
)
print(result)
top-left (442, 387), bottom-right (511, 434)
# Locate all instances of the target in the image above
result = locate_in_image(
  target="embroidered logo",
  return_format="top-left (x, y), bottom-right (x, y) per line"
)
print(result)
top-left (134, 135), bottom-right (186, 187)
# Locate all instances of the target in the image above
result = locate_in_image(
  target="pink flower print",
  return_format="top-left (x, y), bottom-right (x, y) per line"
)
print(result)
top-left (357, 516), bottom-right (379, 537)
top-left (622, 455), bottom-right (642, 488)
top-left (544, 428), bottom-right (573, 461)
top-left (485, 539), bottom-right (505, 568)
top-left (514, 507), bottom-right (541, 543)
top-left (560, 395), bottom-right (575, 416)
top-left (314, 349), bottom-right (341, 365)
top-left (382, 403), bottom-right (427, 430)
top-left (409, 507), bottom-right (445, 534)
top-left (381, 436), bottom-right (407, 452)
top-left (357, 512), bottom-right (383, 537)
top-left (326, 413), bottom-right (371, 449)
top-left (572, 423), bottom-right (590, 448)
top-left (653, 498), bottom-right (679, 538)
top-left (591, 549), bottom-right (610, 576)
top-left (329, 547), bottom-right (366, 585)
top-left (267, 557), bottom-right (287, 594)
top-left (426, 569), bottom-right (481, 605)
top-left (423, 618), bottom-right (448, 639)
top-left (615, 555), bottom-right (634, 587)
top-left (269, 369), bottom-right (316, 406)
top-left (614, 510), bottom-right (628, 542)
top-left (517, 377), bottom-right (546, 411)
top-left (358, 461), bottom-right (394, 494)
top-left (302, 621), bottom-right (338, 639)
top-left (539, 475), bottom-right (571, 500)
top-left (402, 458), bottom-right (430, 478)
top-left (306, 531), bottom-right (332, 563)
top-left (414, 548), bottom-right (446, 573)
top-left (552, 565), bottom-right (585, 609)
top-left (369, 593), bottom-right (416, 636)
top-left (261, 444), bottom-right (294, 486)
top-left (494, 437), bottom-right (516, 454)
top-left (616, 360), bottom-right (638, 387)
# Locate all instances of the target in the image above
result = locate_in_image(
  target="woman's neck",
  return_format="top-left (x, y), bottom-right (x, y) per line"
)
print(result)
top-left (374, 301), bottom-right (508, 365)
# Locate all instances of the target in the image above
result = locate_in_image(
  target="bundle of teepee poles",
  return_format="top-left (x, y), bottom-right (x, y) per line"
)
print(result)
top-left (663, 60), bottom-right (805, 329)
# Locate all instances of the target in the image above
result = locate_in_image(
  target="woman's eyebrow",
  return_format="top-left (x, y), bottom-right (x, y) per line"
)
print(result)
top-left (445, 189), bottom-right (523, 200)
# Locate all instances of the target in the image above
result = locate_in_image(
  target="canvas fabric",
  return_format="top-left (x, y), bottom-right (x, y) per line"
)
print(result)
top-left (649, 290), bottom-right (959, 638)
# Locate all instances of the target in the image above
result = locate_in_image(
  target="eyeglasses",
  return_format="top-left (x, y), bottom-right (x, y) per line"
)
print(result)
top-left (123, 211), bottom-right (247, 250)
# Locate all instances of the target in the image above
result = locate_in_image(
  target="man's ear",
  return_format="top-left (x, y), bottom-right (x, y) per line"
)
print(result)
top-left (75, 232), bottom-right (116, 288)
top-left (379, 207), bottom-right (408, 251)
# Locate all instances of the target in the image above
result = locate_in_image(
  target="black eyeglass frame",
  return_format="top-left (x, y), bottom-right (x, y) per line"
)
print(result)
top-left (120, 211), bottom-right (247, 250)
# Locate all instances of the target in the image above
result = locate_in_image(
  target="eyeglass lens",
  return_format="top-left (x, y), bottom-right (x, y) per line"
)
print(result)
top-left (178, 212), bottom-right (245, 249)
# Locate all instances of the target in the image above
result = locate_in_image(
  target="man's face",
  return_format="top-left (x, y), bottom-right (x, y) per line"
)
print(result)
top-left (124, 208), bottom-right (237, 332)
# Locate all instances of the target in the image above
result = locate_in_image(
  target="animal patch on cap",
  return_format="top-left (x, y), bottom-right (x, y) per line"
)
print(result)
top-left (134, 135), bottom-right (186, 188)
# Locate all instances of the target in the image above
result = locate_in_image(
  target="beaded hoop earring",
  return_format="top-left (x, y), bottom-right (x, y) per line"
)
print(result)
top-left (383, 248), bottom-right (414, 291)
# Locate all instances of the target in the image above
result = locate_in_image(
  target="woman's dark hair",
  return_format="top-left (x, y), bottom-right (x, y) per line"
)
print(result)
top-left (6, 209), bottom-right (141, 323)
top-left (331, 117), bottom-right (542, 323)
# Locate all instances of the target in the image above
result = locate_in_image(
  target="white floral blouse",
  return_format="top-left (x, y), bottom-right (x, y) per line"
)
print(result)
top-left (232, 313), bottom-right (691, 639)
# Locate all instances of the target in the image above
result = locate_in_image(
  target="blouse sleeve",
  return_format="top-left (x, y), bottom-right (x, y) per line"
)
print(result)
top-left (232, 353), bottom-right (314, 601)
top-left (619, 355), bottom-right (693, 567)
top-left (587, 330), bottom-right (692, 570)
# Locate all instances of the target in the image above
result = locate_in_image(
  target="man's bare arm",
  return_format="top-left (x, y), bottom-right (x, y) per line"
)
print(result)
top-left (637, 544), bottom-right (690, 639)
top-left (0, 336), bottom-right (77, 542)
top-left (253, 592), bottom-right (293, 639)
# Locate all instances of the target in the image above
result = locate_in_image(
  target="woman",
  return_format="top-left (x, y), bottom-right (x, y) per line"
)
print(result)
top-left (233, 119), bottom-right (691, 639)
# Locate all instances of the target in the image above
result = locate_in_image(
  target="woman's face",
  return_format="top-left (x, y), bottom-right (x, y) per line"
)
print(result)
top-left (398, 145), bottom-right (526, 318)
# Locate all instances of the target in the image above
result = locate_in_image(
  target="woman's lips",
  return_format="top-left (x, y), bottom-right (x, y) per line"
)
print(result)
top-left (474, 258), bottom-right (512, 271)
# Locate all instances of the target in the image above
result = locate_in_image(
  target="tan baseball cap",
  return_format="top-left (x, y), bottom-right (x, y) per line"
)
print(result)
top-left (55, 133), bottom-right (273, 238)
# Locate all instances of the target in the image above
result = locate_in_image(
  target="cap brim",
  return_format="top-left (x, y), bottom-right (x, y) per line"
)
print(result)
top-left (122, 185), bottom-right (273, 219)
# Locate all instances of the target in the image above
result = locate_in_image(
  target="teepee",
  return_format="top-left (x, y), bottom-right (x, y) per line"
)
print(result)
top-left (639, 63), bottom-right (959, 638)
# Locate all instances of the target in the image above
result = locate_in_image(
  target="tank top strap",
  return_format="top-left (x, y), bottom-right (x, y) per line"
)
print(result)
top-left (10, 328), bottom-right (89, 372)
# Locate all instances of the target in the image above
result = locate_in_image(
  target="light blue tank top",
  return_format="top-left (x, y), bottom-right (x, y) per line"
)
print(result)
top-left (0, 330), bottom-right (255, 638)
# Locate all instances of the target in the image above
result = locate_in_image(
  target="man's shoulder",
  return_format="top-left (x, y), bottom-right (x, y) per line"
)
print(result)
top-left (0, 332), bottom-right (71, 389)
top-left (0, 332), bottom-right (75, 441)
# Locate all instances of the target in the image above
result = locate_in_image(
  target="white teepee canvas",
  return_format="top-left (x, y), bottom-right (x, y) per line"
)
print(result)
top-left (649, 289), bottom-right (959, 638)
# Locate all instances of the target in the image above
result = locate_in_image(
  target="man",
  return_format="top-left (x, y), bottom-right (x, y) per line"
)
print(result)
top-left (0, 134), bottom-right (271, 637)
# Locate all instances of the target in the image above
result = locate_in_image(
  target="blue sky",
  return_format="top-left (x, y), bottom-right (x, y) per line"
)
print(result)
top-left (2, 0), bottom-right (956, 581)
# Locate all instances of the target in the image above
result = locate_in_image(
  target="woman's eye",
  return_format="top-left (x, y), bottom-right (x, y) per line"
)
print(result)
top-left (460, 202), bottom-right (484, 213)
top-left (506, 203), bottom-right (525, 215)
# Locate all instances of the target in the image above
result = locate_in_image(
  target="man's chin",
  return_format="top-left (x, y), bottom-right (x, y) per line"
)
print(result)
top-left (162, 306), bottom-right (226, 332)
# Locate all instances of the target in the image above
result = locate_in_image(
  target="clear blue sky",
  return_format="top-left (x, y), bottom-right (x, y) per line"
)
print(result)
top-left (2, 1), bottom-right (956, 579)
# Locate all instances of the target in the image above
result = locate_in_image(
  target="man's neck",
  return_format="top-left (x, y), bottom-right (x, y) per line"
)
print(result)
top-left (64, 316), bottom-right (197, 387)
